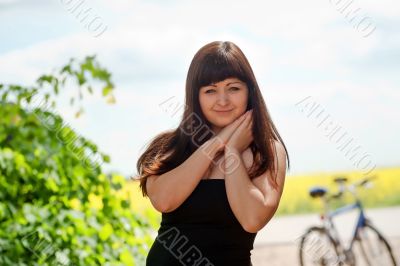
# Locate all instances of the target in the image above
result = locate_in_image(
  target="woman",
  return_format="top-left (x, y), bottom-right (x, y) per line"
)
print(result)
top-left (136, 40), bottom-right (290, 266)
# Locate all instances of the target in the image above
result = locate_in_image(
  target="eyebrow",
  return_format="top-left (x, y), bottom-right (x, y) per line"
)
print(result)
top-left (208, 81), bottom-right (243, 87)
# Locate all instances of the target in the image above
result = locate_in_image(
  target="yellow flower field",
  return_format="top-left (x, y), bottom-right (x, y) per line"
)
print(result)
top-left (122, 166), bottom-right (400, 226)
top-left (276, 166), bottom-right (400, 215)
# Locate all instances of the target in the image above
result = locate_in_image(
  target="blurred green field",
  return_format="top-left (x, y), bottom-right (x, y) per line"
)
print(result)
top-left (123, 166), bottom-right (400, 227)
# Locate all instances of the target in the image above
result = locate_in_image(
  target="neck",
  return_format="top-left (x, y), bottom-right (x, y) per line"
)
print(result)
top-left (211, 126), bottom-right (222, 135)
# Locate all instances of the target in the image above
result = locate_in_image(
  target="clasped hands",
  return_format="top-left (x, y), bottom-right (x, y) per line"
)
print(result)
top-left (212, 109), bottom-right (254, 155)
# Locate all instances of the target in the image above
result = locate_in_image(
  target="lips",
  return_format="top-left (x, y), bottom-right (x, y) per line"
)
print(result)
top-left (215, 109), bottom-right (232, 112)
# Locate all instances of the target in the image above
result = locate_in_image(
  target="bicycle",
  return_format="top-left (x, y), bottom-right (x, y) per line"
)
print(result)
top-left (298, 175), bottom-right (397, 266)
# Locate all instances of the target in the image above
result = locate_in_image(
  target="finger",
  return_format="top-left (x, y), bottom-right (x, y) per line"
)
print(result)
top-left (240, 111), bottom-right (249, 120)
top-left (240, 111), bottom-right (249, 121)
top-left (236, 115), bottom-right (250, 133)
top-left (248, 118), bottom-right (253, 129)
top-left (234, 113), bottom-right (248, 127)
top-left (243, 111), bottom-right (252, 126)
top-left (231, 115), bottom-right (246, 130)
top-left (234, 111), bottom-right (248, 122)
top-left (220, 115), bottom-right (246, 137)
top-left (230, 111), bottom-right (249, 128)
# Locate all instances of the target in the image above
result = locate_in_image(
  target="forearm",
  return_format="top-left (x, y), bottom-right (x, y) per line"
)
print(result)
top-left (153, 138), bottom-right (221, 212)
top-left (224, 147), bottom-right (276, 232)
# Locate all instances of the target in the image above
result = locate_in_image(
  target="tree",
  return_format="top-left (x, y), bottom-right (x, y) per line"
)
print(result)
top-left (0, 55), bottom-right (152, 265)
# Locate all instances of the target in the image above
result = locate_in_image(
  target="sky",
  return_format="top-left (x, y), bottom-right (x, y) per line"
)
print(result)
top-left (0, 0), bottom-right (399, 178)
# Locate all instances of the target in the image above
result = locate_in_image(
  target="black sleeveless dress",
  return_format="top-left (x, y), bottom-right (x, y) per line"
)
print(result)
top-left (146, 179), bottom-right (257, 266)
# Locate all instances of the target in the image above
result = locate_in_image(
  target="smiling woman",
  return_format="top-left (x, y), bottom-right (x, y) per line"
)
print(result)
top-left (199, 77), bottom-right (249, 135)
top-left (135, 40), bottom-right (290, 266)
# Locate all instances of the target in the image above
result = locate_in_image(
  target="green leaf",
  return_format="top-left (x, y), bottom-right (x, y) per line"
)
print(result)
top-left (102, 85), bottom-right (113, 96)
top-left (76, 71), bottom-right (86, 85)
top-left (53, 79), bottom-right (59, 94)
top-left (1, 91), bottom-right (8, 101)
top-left (99, 223), bottom-right (113, 241)
top-left (120, 248), bottom-right (135, 266)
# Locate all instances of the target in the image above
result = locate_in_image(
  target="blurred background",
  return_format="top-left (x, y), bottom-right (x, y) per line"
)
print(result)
top-left (0, 0), bottom-right (399, 265)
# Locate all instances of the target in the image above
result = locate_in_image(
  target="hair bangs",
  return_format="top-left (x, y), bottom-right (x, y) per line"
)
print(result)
top-left (195, 53), bottom-right (247, 90)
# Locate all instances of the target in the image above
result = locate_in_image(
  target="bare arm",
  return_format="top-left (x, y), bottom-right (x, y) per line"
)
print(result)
top-left (224, 141), bottom-right (287, 233)
top-left (146, 138), bottom-right (222, 213)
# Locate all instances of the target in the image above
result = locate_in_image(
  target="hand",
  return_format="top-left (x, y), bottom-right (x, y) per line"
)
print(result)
top-left (225, 109), bottom-right (254, 153)
top-left (209, 110), bottom-right (249, 152)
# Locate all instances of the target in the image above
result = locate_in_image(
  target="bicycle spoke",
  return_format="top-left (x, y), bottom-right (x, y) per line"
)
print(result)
top-left (354, 225), bottom-right (396, 266)
top-left (299, 227), bottom-right (342, 266)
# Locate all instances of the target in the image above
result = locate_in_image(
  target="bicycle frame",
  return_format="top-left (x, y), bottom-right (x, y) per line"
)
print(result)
top-left (321, 198), bottom-right (368, 255)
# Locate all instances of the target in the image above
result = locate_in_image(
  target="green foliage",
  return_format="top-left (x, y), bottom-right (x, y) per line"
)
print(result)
top-left (0, 55), bottom-right (152, 265)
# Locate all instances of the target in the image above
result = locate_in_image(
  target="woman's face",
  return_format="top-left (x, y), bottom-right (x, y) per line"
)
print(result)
top-left (199, 77), bottom-right (249, 133)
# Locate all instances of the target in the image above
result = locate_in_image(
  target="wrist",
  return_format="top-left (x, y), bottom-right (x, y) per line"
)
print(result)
top-left (201, 138), bottom-right (224, 160)
top-left (224, 146), bottom-right (242, 174)
top-left (224, 144), bottom-right (240, 155)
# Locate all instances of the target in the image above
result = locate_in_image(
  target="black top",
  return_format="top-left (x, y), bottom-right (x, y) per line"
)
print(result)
top-left (146, 179), bottom-right (257, 266)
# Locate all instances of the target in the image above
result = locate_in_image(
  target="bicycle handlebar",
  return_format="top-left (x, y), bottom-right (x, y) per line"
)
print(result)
top-left (354, 175), bottom-right (377, 187)
top-left (326, 175), bottom-right (377, 201)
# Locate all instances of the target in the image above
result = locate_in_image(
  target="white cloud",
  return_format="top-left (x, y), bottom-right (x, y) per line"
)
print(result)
top-left (1, 0), bottom-right (399, 175)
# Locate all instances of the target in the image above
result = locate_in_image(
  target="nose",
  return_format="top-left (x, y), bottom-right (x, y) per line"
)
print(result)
top-left (216, 92), bottom-right (229, 105)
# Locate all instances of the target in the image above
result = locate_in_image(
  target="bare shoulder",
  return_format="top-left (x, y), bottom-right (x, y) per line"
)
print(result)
top-left (272, 140), bottom-right (287, 165)
top-left (241, 140), bottom-right (287, 169)
top-left (247, 140), bottom-right (287, 189)
top-left (246, 140), bottom-right (287, 211)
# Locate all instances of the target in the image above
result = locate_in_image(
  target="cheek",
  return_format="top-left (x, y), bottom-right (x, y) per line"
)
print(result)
top-left (199, 95), bottom-right (212, 115)
top-left (232, 93), bottom-right (248, 117)
top-left (233, 92), bottom-right (248, 107)
top-left (199, 95), bottom-right (206, 110)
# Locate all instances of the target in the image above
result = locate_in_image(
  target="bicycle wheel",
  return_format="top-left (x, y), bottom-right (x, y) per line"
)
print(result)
top-left (354, 222), bottom-right (397, 266)
top-left (299, 226), bottom-right (343, 266)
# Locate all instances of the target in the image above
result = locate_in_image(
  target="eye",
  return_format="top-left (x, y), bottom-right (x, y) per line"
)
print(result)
top-left (204, 87), bottom-right (239, 93)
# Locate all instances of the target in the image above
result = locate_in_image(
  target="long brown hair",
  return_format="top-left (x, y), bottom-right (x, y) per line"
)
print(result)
top-left (134, 41), bottom-right (290, 197)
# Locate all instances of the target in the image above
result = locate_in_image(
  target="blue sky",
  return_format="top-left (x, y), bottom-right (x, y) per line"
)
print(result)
top-left (0, 0), bottom-right (399, 177)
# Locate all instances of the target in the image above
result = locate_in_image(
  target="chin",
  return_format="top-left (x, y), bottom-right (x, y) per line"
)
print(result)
top-left (211, 120), bottom-right (232, 128)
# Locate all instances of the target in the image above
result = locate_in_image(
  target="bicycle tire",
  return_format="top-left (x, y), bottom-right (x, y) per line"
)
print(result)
top-left (354, 222), bottom-right (397, 266)
top-left (299, 226), bottom-right (343, 266)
